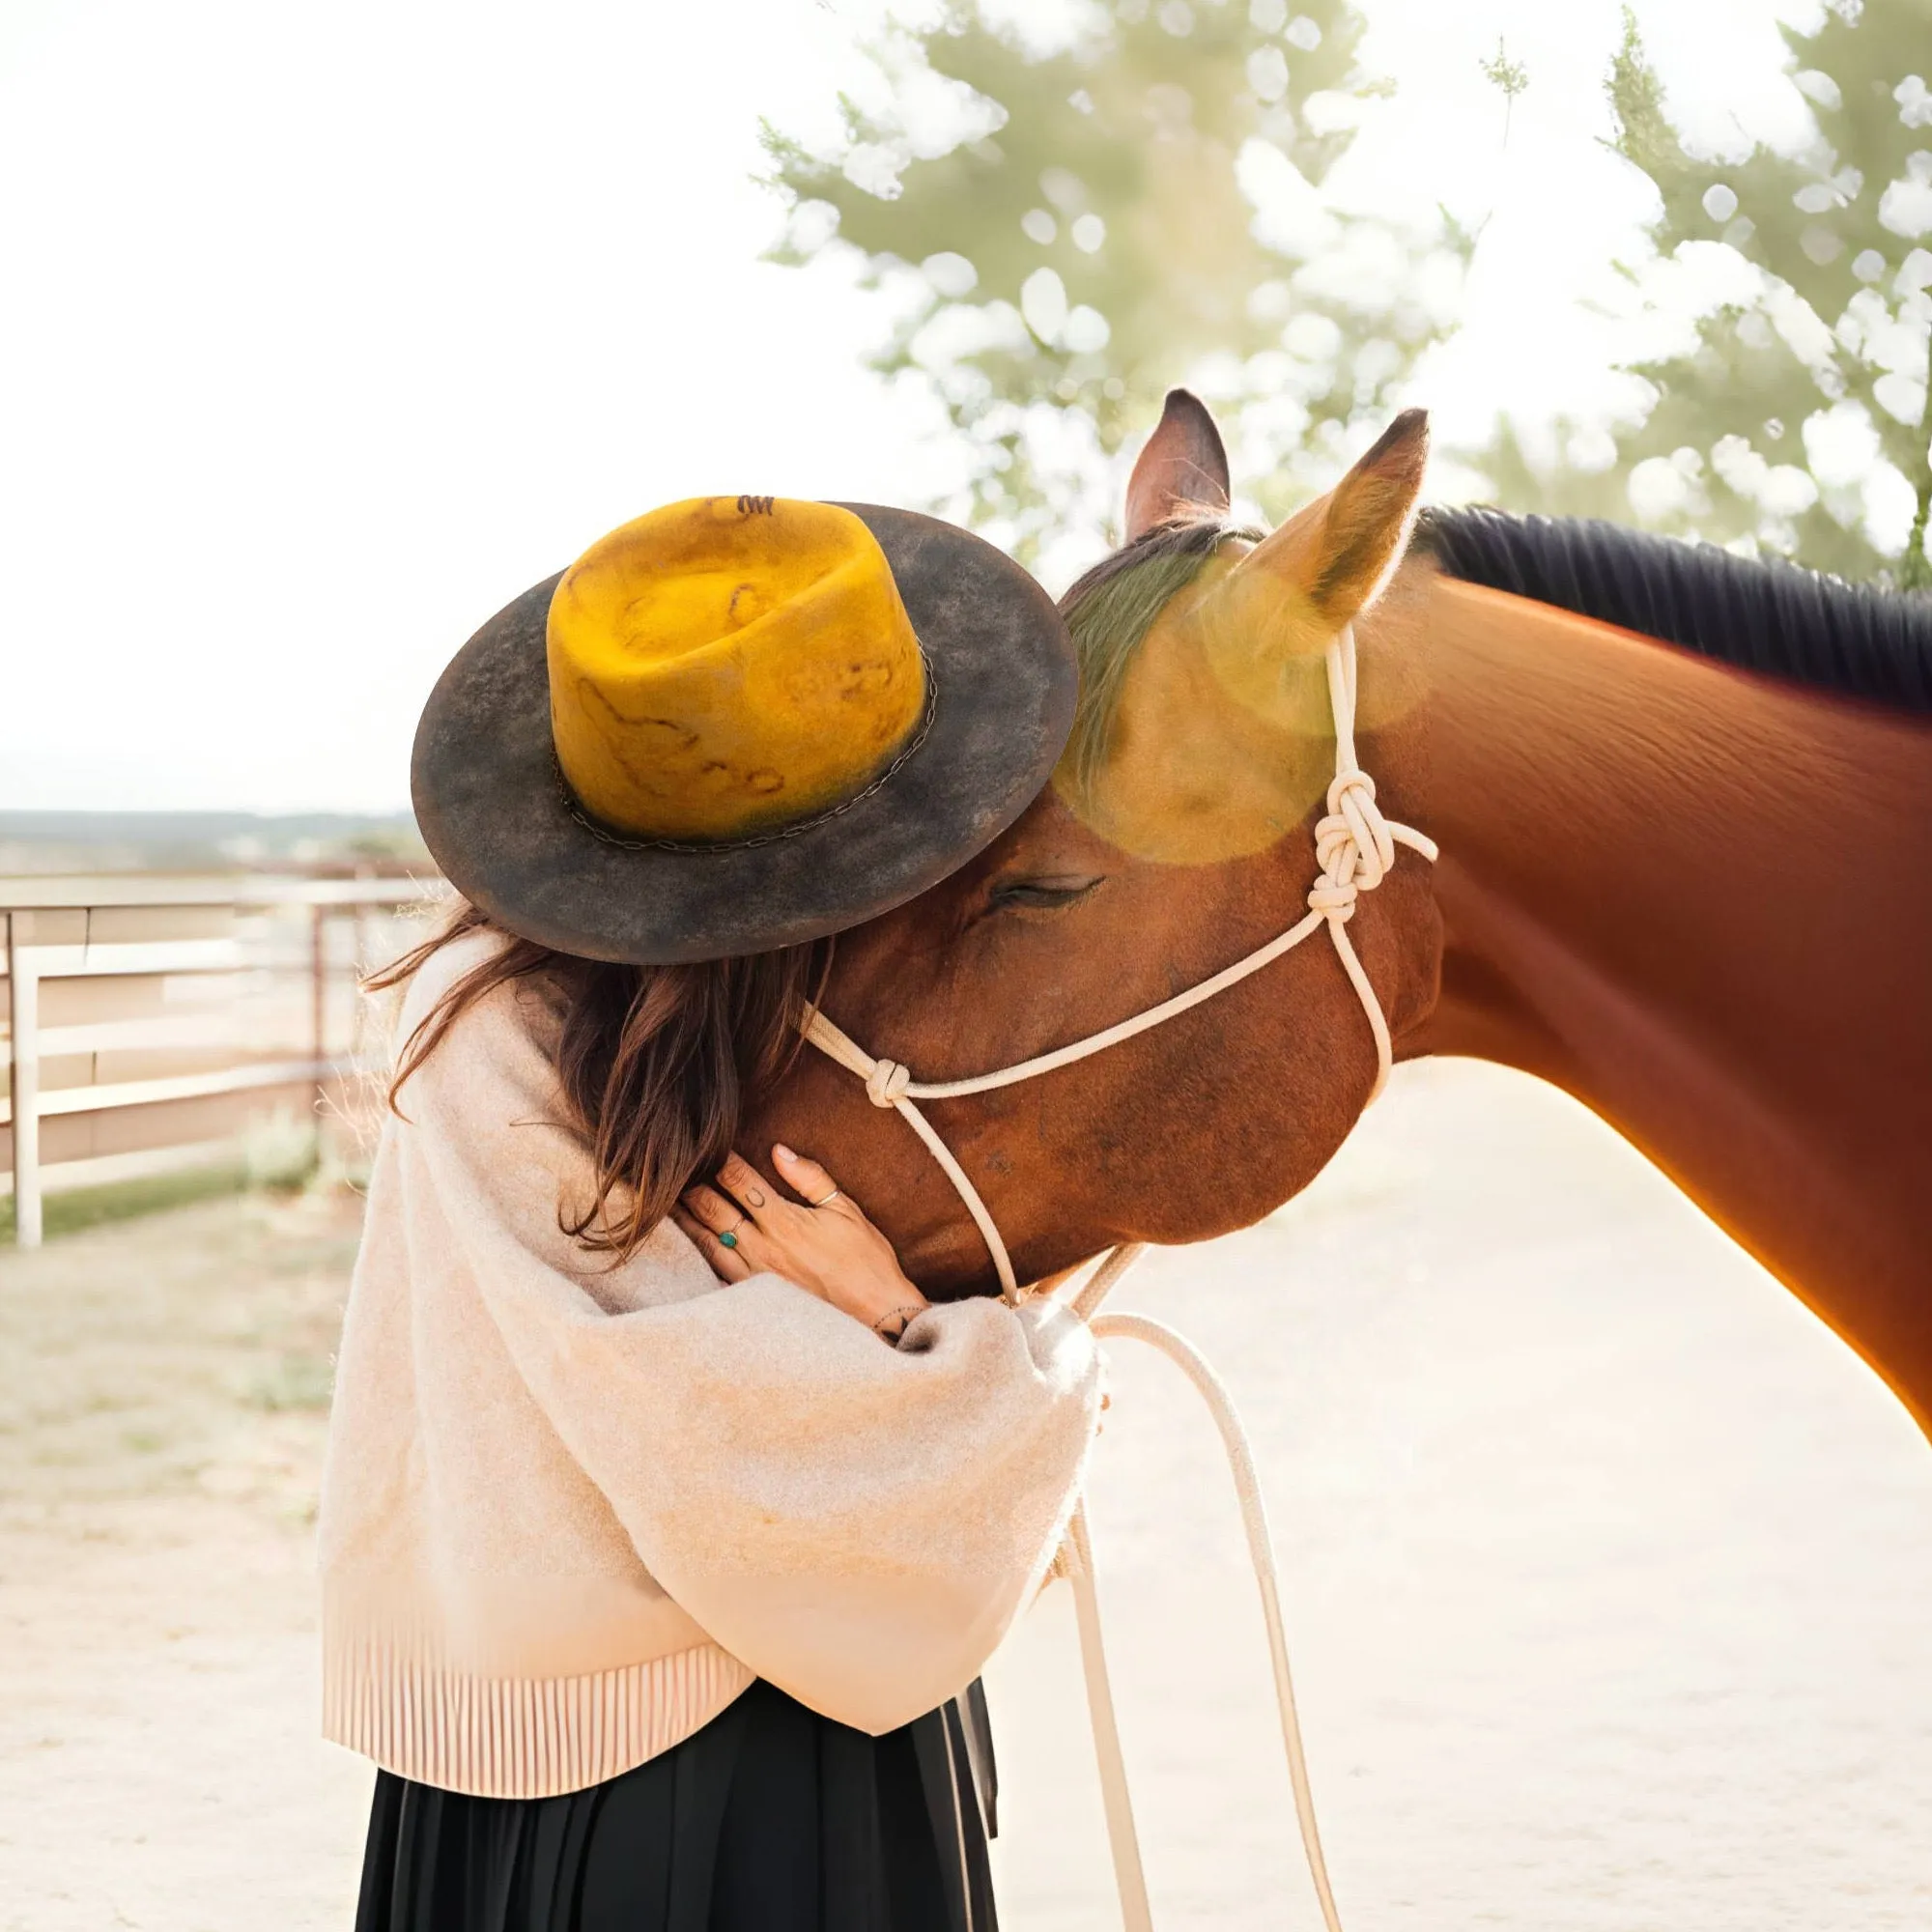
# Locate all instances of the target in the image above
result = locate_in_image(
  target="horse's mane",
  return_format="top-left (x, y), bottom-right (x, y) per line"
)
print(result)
top-left (1061, 503), bottom-right (1932, 781)
top-left (1415, 505), bottom-right (1932, 714)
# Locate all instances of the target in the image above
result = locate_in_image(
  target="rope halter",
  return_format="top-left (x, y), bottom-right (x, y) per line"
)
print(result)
top-left (800, 621), bottom-right (1437, 1302)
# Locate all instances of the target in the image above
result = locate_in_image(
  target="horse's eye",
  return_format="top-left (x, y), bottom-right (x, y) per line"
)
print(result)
top-left (986, 875), bottom-right (1103, 913)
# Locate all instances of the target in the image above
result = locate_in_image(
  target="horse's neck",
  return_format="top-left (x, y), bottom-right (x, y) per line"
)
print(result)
top-left (1403, 574), bottom-right (1932, 1434)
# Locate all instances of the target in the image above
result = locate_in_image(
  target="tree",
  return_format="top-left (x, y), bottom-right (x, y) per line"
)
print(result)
top-left (762, 0), bottom-right (1467, 564)
top-left (1489, 2), bottom-right (1932, 589)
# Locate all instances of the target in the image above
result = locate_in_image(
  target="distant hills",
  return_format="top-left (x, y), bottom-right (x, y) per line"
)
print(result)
top-left (0, 810), bottom-right (430, 876)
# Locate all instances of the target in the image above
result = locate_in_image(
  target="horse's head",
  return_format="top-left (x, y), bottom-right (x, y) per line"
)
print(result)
top-left (745, 393), bottom-right (1443, 1294)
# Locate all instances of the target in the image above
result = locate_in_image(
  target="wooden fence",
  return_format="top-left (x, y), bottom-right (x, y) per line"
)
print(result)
top-left (2, 874), bottom-right (443, 1247)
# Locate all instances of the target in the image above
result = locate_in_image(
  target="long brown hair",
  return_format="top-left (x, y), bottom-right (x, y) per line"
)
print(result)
top-left (367, 902), bottom-right (834, 1261)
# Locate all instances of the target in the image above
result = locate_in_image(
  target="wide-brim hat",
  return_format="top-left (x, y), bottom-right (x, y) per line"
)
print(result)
top-left (412, 500), bottom-right (1076, 963)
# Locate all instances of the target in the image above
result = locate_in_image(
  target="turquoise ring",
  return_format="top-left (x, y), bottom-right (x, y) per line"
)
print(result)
top-left (718, 1228), bottom-right (740, 1250)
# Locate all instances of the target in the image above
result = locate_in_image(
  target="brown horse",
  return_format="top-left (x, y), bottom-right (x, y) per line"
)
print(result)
top-left (746, 393), bottom-right (1932, 1438)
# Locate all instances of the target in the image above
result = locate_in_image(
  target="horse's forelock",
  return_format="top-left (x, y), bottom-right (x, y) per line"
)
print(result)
top-left (1057, 515), bottom-right (1261, 795)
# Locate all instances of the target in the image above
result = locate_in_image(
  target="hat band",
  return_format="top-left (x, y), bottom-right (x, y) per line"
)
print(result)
top-left (553, 643), bottom-right (939, 857)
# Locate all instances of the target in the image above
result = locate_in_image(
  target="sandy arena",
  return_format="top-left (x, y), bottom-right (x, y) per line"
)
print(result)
top-left (3, 1059), bottom-right (1929, 1929)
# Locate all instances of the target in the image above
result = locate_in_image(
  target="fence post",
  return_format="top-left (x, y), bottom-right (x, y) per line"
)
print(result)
top-left (7, 923), bottom-right (43, 1249)
top-left (310, 900), bottom-right (328, 1128)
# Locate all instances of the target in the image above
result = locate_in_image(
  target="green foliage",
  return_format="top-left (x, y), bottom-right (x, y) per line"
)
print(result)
top-left (763, 0), bottom-right (1466, 559)
top-left (1494, 2), bottom-right (1932, 588)
top-left (1479, 41), bottom-right (1527, 102)
top-left (1478, 38), bottom-right (1528, 146)
top-left (242, 1106), bottom-right (322, 1193)
top-left (1604, 6), bottom-right (1671, 182)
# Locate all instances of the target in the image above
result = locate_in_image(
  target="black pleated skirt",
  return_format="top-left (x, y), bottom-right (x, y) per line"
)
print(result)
top-left (355, 1679), bottom-right (999, 1932)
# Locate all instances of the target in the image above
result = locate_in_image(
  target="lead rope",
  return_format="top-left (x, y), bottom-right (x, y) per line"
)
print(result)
top-left (800, 621), bottom-right (1435, 1929)
top-left (1059, 1300), bottom-right (1348, 1932)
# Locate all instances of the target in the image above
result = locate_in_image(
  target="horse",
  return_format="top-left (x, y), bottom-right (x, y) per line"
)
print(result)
top-left (744, 392), bottom-right (1932, 1439)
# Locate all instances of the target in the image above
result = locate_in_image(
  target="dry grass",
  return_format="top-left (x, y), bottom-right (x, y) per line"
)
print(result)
top-left (0, 1188), bottom-right (357, 1514)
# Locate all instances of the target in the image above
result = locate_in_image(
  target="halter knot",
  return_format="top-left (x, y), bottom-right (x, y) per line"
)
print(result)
top-left (865, 1059), bottom-right (912, 1108)
top-left (1312, 768), bottom-right (1395, 921)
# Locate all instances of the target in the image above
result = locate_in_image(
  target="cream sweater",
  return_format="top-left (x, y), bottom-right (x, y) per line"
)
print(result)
top-left (318, 931), bottom-right (1101, 1800)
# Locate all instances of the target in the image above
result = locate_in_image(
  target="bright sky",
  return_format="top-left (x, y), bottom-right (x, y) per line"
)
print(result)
top-left (0, 0), bottom-right (1817, 812)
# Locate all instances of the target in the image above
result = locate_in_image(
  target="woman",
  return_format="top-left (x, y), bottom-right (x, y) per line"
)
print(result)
top-left (321, 495), bottom-right (1099, 1932)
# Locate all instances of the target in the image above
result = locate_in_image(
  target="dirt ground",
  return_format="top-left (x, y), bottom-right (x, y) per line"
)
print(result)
top-left (4, 1062), bottom-right (1930, 1930)
top-left (0, 1188), bottom-right (372, 1931)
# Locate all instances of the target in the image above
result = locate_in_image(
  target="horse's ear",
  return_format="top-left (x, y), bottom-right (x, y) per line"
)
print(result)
top-left (1123, 389), bottom-right (1232, 540)
top-left (1220, 409), bottom-right (1429, 632)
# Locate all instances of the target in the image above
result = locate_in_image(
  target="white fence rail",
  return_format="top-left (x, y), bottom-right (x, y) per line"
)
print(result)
top-left (3, 875), bottom-right (444, 1247)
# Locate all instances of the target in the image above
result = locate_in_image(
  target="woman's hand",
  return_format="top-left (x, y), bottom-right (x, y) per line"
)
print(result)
top-left (675, 1147), bottom-right (929, 1340)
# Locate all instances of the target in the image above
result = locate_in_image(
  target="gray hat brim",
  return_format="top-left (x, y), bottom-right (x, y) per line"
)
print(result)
top-left (410, 504), bottom-right (1076, 963)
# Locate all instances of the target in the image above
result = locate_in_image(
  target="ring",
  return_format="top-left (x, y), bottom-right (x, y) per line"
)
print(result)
top-left (718, 1223), bottom-right (744, 1249)
top-left (812, 1189), bottom-right (842, 1208)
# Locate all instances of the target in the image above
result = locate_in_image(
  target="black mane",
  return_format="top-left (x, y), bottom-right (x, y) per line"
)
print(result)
top-left (1414, 506), bottom-right (1932, 714)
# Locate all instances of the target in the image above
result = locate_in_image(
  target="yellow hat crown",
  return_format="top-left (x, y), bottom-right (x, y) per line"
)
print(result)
top-left (547, 497), bottom-right (927, 842)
